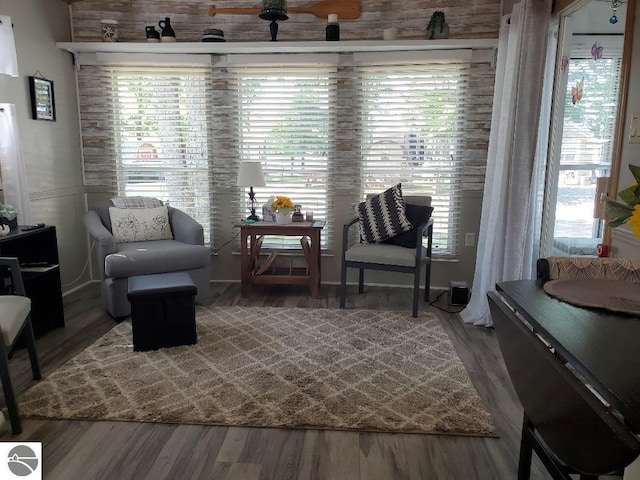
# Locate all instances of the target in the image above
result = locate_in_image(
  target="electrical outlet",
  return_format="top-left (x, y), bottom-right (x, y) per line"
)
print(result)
top-left (630, 114), bottom-right (640, 144)
top-left (465, 232), bottom-right (475, 247)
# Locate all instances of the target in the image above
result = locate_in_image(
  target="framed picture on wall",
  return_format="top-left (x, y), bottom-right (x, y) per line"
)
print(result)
top-left (28, 76), bottom-right (56, 121)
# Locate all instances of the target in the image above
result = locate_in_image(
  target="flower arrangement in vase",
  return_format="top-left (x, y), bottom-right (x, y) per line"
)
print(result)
top-left (606, 164), bottom-right (640, 240)
top-left (272, 196), bottom-right (294, 224)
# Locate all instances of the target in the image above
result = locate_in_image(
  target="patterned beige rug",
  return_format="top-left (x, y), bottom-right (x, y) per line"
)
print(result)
top-left (19, 307), bottom-right (496, 436)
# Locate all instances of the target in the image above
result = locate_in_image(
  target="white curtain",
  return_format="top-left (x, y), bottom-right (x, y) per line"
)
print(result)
top-left (0, 104), bottom-right (32, 224)
top-left (0, 16), bottom-right (18, 77)
top-left (461, 0), bottom-right (552, 327)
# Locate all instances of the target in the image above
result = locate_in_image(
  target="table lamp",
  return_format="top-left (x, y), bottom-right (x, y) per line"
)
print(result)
top-left (237, 161), bottom-right (266, 221)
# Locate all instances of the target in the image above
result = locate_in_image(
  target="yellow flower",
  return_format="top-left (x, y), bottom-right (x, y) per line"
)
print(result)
top-left (626, 204), bottom-right (640, 241)
top-left (272, 196), bottom-right (293, 213)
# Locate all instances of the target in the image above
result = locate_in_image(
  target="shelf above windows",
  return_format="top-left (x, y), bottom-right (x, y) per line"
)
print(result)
top-left (57, 38), bottom-right (497, 56)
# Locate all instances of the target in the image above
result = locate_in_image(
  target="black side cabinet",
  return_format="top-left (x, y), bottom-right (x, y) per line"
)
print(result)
top-left (0, 226), bottom-right (64, 337)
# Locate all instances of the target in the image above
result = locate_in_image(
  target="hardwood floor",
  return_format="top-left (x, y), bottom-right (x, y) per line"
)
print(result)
top-left (0, 282), bottom-right (552, 480)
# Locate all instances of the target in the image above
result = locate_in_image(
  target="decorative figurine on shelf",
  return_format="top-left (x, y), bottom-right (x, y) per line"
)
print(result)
top-left (426, 11), bottom-right (449, 40)
top-left (292, 204), bottom-right (304, 222)
top-left (101, 19), bottom-right (120, 42)
top-left (259, 0), bottom-right (288, 41)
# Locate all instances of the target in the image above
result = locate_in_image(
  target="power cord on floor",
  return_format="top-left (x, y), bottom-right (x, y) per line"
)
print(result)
top-left (429, 289), bottom-right (467, 314)
top-left (63, 240), bottom-right (95, 288)
top-left (212, 231), bottom-right (241, 256)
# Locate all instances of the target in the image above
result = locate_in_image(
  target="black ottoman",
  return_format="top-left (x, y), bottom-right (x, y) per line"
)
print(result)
top-left (127, 272), bottom-right (198, 352)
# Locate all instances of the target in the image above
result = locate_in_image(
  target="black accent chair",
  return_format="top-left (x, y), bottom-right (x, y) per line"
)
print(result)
top-left (340, 196), bottom-right (433, 318)
top-left (487, 291), bottom-right (640, 480)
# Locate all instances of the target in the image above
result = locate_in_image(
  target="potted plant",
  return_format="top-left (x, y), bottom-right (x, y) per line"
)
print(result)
top-left (606, 164), bottom-right (640, 239)
top-left (0, 203), bottom-right (18, 230)
top-left (427, 11), bottom-right (450, 40)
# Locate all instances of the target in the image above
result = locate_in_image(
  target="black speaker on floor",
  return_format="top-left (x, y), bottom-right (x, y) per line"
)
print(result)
top-left (449, 281), bottom-right (470, 306)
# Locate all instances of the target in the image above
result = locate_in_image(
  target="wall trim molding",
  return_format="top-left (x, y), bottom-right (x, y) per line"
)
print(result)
top-left (30, 186), bottom-right (85, 201)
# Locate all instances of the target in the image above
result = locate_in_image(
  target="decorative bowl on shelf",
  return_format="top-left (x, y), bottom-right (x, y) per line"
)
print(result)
top-left (202, 29), bottom-right (226, 42)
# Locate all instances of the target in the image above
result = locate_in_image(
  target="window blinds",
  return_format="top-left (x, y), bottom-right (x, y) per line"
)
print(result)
top-left (79, 65), bottom-right (213, 242)
top-left (355, 61), bottom-right (469, 255)
top-left (77, 50), bottom-right (494, 257)
top-left (228, 65), bottom-right (336, 249)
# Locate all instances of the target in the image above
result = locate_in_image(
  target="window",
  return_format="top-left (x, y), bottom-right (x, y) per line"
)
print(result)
top-left (232, 65), bottom-right (335, 248)
top-left (77, 50), bottom-right (492, 260)
top-left (551, 36), bottom-right (622, 251)
top-left (358, 61), bottom-right (468, 255)
top-left (84, 66), bottom-right (212, 242)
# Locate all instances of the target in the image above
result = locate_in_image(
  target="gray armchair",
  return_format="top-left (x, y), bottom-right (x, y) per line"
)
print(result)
top-left (84, 200), bottom-right (211, 318)
top-left (340, 195), bottom-right (433, 318)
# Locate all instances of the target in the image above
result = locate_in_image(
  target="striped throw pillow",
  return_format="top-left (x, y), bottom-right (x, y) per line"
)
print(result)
top-left (355, 184), bottom-right (412, 244)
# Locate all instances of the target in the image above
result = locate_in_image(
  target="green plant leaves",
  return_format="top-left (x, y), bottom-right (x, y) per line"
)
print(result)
top-left (617, 184), bottom-right (640, 206)
top-left (629, 164), bottom-right (640, 183)
top-left (606, 164), bottom-right (640, 229)
top-left (606, 200), bottom-right (633, 227)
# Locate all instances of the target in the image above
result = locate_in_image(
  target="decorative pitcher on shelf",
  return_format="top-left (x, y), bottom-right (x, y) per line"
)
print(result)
top-left (159, 17), bottom-right (176, 42)
top-left (145, 26), bottom-right (160, 42)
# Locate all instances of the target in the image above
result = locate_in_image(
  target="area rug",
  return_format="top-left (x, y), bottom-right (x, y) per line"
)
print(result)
top-left (19, 307), bottom-right (496, 436)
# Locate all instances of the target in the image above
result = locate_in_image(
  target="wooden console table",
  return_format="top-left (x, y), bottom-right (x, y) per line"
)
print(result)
top-left (236, 221), bottom-right (325, 297)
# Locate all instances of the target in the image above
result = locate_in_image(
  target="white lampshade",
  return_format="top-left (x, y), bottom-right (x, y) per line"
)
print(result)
top-left (237, 161), bottom-right (266, 187)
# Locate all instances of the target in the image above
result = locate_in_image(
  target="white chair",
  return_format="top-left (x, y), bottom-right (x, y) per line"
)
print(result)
top-left (0, 257), bottom-right (41, 434)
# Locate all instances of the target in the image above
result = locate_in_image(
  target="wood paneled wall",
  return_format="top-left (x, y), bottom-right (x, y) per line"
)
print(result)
top-left (70, 0), bottom-right (501, 43)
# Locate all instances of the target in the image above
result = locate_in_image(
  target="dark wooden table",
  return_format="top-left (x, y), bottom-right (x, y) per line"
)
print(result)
top-left (236, 221), bottom-right (325, 297)
top-left (496, 280), bottom-right (640, 434)
top-left (0, 226), bottom-right (64, 337)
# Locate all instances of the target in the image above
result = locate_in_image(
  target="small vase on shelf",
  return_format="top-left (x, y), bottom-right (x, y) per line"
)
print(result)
top-left (326, 14), bottom-right (339, 41)
top-left (426, 11), bottom-right (449, 40)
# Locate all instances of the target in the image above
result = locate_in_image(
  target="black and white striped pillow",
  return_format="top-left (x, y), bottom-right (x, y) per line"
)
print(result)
top-left (356, 184), bottom-right (412, 244)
